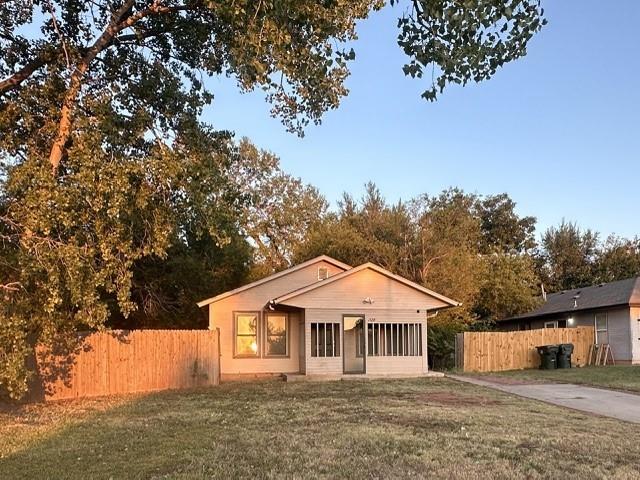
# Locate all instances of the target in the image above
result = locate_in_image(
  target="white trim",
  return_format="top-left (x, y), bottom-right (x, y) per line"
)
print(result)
top-left (272, 262), bottom-right (461, 308)
top-left (197, 255), bottom-right (351, 307)
top-left (594, 312), bottom-right (609, 345)
top-left (544, 320), bottom-right (558, 329)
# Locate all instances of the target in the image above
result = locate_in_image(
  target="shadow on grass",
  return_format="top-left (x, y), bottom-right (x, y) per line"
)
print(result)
top-left (24, 330), bottom-right (133, 402)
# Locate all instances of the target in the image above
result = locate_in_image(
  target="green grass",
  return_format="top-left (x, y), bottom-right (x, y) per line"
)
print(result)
top-left (1, 378), bottom-right (640, 479)
top-left (467, 366), bottom-right (640, 393)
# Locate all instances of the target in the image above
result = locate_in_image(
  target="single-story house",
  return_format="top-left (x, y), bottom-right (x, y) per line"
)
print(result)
top-left (497, 277), bottom-right (640, 365)
top-left (197, 255), bottom-right (459, 380)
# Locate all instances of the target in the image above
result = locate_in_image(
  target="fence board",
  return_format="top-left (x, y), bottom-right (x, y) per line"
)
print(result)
top-left (457, 327), bottom-right (594, 373)
top-left (31, 329), bottom-right (220, 401)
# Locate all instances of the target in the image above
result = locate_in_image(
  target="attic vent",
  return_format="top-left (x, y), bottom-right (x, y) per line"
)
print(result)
top-left (318, 266), bottom-right (329, 280)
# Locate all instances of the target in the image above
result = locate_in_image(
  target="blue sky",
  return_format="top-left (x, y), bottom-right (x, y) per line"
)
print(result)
top-left (203, 0), bottom-right (640, 239)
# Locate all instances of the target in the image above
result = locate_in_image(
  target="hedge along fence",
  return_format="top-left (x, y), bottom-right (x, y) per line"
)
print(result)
top-left (455, 327), bottom-right (595, 373)
top-left (28, 329), bottom-right (220, 401)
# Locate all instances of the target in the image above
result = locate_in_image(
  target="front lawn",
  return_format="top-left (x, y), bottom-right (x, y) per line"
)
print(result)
top-left (1, 378), bottom-right (640, 479)
top-left (468, 366), bottom-right (640, 393)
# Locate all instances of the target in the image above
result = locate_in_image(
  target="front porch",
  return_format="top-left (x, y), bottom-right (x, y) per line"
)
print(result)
top-left (298, 308), bottom-right (430, 377)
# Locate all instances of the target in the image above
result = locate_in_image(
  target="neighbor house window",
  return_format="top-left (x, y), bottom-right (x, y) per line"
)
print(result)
top-left (265, 313), bottom-right (288, 357)
top-left (234, 312), bottom-right (259, 357)
top-left (595, 313), bottom-right (608, 345)
top-left (311, 322), bottom-right (340, 357)
top-left (544, 321), bottom-right (558, 329)
top-left (367, 323), bottom-right (423, 357)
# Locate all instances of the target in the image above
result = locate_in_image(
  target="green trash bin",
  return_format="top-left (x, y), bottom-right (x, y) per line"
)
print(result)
top-left (557, 343), bottom-right (574, 369)
top-left (536, 345), bottom-right (559, 369)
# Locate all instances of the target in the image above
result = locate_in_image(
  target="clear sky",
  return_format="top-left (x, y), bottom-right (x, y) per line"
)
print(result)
top-left (203, 0), bottom-right (640, 240)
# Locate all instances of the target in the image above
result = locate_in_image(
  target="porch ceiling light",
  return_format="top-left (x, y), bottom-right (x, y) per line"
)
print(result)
top-left (567, 317), bottom-right (575, 326)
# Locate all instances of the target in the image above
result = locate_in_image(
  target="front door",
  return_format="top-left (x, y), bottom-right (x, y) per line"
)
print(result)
top-left (343, 315), bottom-right (365, 374)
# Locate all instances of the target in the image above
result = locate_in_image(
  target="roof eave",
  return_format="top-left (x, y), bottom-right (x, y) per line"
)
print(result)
top-left (499, 302), bottom-right (632, 322)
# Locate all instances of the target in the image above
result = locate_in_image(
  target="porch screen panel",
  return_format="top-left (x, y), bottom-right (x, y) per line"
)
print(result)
top-left (310, 322), bottom-right (340, 357)
top-left (367, 323), bottom-right (423, 356)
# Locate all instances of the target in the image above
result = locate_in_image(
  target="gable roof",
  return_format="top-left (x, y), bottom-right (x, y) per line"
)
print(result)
top-left (197, 255), bottom-right (351, 307)
top-left (502, 276), bottom-right (640, 322)
top-left (272, 262), bottom-right (461, 308)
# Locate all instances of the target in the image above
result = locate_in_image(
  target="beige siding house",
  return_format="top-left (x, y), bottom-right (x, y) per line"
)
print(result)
top-left (498, 277), bottom-right (640, 365)
top-left (197, 256), bottom-right (459, 379)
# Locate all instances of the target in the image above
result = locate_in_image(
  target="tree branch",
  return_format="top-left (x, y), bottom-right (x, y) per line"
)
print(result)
top-left (48, 1), bottom-right (189, 174)
top-left (0, 57), bottom-right (47, 95)
top-left (0, 282), bottom-right (22, 292)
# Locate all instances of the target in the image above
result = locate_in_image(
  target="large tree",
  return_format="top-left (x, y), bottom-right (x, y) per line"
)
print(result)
top-left (477, 193), bottom-right (536, 254)
top-left (594, 235), bottom-right (640, 284)
top-left (232, 140), bottom-right (328, 278)
top-left (294, 182), bottom-right (414, 273)
top-left (411, 189), bottom-right (485, 327)
top-left (537, 220), bottom-right (599, 291)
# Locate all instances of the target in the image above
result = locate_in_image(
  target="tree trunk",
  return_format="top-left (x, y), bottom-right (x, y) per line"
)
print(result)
top-left (48, 0), bottom-right (143, 174)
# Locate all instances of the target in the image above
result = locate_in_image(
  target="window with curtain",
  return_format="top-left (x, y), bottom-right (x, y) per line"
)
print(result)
top-left (367, 323), bottom-right (423, 356)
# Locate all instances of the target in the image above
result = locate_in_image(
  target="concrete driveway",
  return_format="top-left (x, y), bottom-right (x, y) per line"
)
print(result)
top-left (448, 374), bottom-right (640, 424)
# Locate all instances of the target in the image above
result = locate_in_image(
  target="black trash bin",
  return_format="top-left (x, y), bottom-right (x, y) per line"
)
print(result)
top-left (557, 343), bottom-right (574, 369)
top-left (536, 345), bottom-right (559, 369)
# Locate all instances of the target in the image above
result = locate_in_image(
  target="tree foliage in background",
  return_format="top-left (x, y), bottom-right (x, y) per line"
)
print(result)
top-left (536, 220), bottom-right (599, 291)
top-left (475, 253), bottom-right (541, 324)
top-left (231, 140), bottom-right (328, 279)
top-left (295, 183), bottom-right (413, 271)
top-left (410, 189), bottom-right (485, 327)
top-left (296, 185), bottom-right (540, 329)
top-left (477, 193), bottom-right (536, 254)
top-left (593, 236), bottom-right (640, 285)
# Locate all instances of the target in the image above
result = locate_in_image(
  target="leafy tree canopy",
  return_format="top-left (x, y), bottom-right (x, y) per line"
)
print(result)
top-left (536, 220), bottom-right (599, 291)
top-left (296, 185), bottom-right (539, 328)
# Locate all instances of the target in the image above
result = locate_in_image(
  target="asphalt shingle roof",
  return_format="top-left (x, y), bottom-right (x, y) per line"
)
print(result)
top-left (503, 276), bottom-right (640, 321)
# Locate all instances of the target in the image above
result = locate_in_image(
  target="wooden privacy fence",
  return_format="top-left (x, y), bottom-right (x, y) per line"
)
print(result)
top-left (455, 327), bottom-right (594, 373)
top-left (30, 329), bottom-right (220, 401)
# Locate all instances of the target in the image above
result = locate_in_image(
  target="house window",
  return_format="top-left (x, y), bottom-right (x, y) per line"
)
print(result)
top-left (311, 322), bottom-right (340, 357)
top-left (367, 323), bottom-right (423, 356)
top-left (595, 313), bottom-right (608, 345)
top-left (265, 313), bottom-right (288, 357)
top-left (318, 266), bottom-right (329, 280)
top-left (544, 321), bottom-right (558, 329)
top-left (234, 312), bottom-right (259, 357)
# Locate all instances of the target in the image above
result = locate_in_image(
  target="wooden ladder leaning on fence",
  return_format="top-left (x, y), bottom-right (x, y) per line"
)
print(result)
top-left (587, 344), bottom-right (615, 366)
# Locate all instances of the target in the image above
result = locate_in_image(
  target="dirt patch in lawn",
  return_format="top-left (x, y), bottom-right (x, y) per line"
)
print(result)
top-left (415, 392), bottom-right (501, 406)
